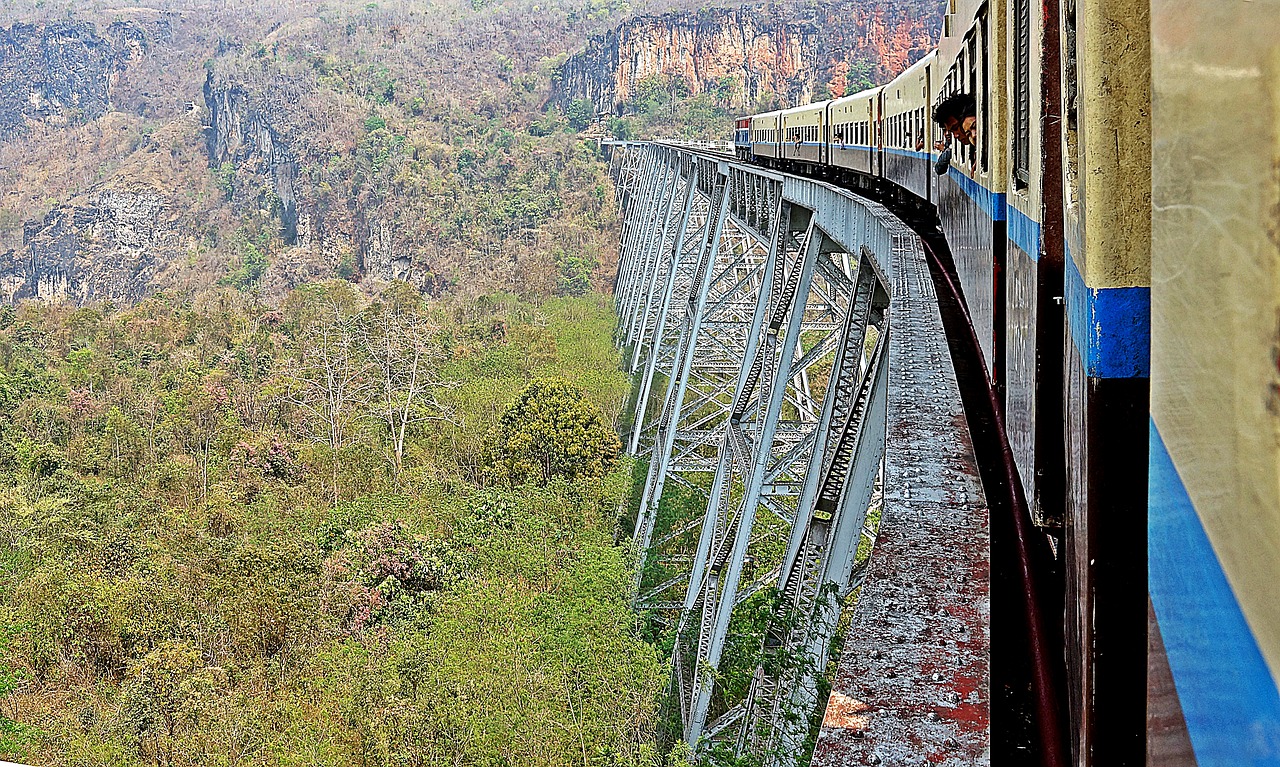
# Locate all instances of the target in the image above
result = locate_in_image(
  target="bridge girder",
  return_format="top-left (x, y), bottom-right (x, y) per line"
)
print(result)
top-left (609, 142), bottom-right (924, 764)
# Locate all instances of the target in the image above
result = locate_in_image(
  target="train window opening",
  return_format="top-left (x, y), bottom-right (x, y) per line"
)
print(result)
top-left (1013, 0), bottom-right (1031, 186)
top-left (980, 13), bottom-right (990, 172)
top-left (1063, 0), bottom-right (1080, 203)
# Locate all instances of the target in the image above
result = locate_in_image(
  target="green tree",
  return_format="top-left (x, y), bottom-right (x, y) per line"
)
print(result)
top-left (608, 116), bottom-right (637, 141)
top-left (555, 251), bottom-right (596, 296)
top-left (491, 378), bottom-right (620, 484)
top-left (565, 98), bottom-right (594, 132)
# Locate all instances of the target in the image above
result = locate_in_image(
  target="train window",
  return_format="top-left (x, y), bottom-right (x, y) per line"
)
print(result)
top-left (979, 15), bottom-right (990, 172)
top-left (1013, 0), bottom-right (1031, 186)
top-left (967, 35), bottom-right (978, 168)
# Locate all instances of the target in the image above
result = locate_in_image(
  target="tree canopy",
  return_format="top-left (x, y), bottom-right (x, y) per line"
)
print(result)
top-left (491, 377), bottom-right (621, 484)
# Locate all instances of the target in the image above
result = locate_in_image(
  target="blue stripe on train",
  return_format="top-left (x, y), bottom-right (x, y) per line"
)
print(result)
top-left (883, 147), bottom-right (936, 160)
top-left (1064, 248), bottom-right (1150, 379)
top-left (1149, 421), bottom-right (1280, 766)
top-left (947, 166), bottom-right (1006, 222)
top-left (1008, 205), bottom-right (1040, 261)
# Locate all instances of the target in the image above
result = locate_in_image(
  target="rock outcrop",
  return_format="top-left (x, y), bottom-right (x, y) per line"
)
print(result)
top-left (0, 185), bottom-right (185, 304)
top-left (0, 20), bottom-right (147, 141)
top-left (203, 73), bottom-right (303, 244)
top-left (553, 0), bottom-right (944, 114)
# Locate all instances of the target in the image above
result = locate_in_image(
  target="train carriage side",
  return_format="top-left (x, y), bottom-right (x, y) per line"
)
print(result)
top-left (750, 110), bottom-right (783, 162)
top-left (826, 88), bottom-right (881, 177)
top-left (780, 102), bottom-right (827, 169)
top-left (1001, 0), bottom-right (1065, 535)
top-left (935, 0), bottom-right (1009, 384)
top-left (1058, 0), bottom-right (1151, 761)
top-left (880, 52), bottom-right (938, 203)
top-left (1147, 3), bottom-right (1280, 765)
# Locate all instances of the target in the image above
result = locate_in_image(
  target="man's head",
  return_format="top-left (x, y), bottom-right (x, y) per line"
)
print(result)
top-left (933, 92), bottom-right (977, 147)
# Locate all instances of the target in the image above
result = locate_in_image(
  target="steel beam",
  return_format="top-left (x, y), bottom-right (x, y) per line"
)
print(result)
top-left (606, 142), bottom-right (936, 766)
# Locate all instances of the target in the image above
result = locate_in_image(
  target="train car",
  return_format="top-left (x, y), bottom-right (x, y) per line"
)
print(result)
top-left (878, 51), bottom-right (937, 203)
top-left (1146, 3), bottom-right (1280, 764)
top-left (733, 117), bottom-right (751, 161)
top-left (1001, 0), bottom-right (1065, 535)
top-left (934, 0), bottom-right (1008, 384)
top-left (749, 110), bottom-right (783, 161)
top-left (728, 0), bottom-right (1280, 762)
top-left (1057, 0), bottom-right (1151, 760)
top-left (826, 86), bottom-right (882, 177)
top-left (780, 102), bottom-right (826, 168)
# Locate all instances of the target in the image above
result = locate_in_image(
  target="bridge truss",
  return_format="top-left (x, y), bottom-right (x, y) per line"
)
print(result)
top-left (608, 142), bottom-right (928, 763)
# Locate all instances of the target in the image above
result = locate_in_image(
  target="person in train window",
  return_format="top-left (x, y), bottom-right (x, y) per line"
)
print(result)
top-left (932, 92), bottom-right (978, 176)
top-left (932, 92), bottom-right (977, 147)
top-left (933, 134), bottom-right (953, 176)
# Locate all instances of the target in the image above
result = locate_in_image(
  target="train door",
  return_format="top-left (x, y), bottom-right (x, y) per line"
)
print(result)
top-left (824, 102), bottom-right (833, 167)
top-left (874, 93), bottom-right (884, 177)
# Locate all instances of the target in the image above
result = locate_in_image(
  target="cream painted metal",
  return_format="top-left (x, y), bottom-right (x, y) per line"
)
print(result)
top-left (1148, 1), bottom-right (1280, 763)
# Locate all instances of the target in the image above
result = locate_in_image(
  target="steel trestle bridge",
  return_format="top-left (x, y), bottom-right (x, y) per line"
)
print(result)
top-left (608, 141), bottom-right (991, 766)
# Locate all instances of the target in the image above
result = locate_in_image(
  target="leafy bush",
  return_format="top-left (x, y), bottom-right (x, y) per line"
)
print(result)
top-left (490, 377), bottom-right (620, 484)
top-left (565, 98), bottom-right (594, 132)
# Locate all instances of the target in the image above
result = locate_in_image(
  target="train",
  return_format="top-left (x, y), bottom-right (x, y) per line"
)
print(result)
top-left (730, 0), bottom-right (1280, 764)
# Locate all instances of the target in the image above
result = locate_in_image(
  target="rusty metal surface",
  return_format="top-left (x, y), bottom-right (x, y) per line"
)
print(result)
top-left (812, 234), bottom-right (990, 766)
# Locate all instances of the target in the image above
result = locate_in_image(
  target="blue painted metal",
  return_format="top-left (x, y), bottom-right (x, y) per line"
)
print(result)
top-left (1063, 250), bottom-right (1151, 379)
top-left (1149, 420), bottom-right (1280, 766)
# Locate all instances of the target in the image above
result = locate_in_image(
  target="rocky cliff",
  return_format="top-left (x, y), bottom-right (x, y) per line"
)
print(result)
top-left (203, 73), bottom-right (303, 244)
top-left (0, 185), bottom-right (186, 304)
top-left (0, 20), bottom-right (147, 142)
top-left (553, 0), bottom-right (944, 113)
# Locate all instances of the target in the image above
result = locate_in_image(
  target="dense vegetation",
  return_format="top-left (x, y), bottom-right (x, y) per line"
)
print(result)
top-left (0, 285), bottom-right (669, 765)
top-left (0, 0), bottom-right (743, 302)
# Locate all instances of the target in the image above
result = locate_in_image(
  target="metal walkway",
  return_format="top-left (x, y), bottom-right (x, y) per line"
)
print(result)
top-left (608, 141), bottom-right (990, 765)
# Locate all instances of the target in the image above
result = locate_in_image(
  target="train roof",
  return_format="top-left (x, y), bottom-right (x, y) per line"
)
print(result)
top-left (781, 101), bottom-right (830, 116)
top-left (895, 50), bottom-right (937, 81)
top-left (829, 84), bottom-right (883, 109)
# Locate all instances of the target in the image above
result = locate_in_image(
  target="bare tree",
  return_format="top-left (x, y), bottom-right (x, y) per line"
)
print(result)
top-left (284, 304), bottom-right (372, 506)
top-left (360, 301), bottom-right (455, 486)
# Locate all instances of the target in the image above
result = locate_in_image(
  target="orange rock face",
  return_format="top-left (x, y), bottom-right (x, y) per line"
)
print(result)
top-left (554, 0), bottom-right (944, 114)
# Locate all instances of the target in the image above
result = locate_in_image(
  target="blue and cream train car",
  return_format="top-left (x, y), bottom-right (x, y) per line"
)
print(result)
top-left (730, 0), bottom-right (1280, 761)
top-left (879, 51), bottom-right (937, 204)
top-left (826, 86), bottom-right (881, 176)
top-left (1146, 1), bottom-right (1280, 764)
top-left (780, 102), bottom-right (826, 167)
top-left (934, 0), bottom-right (1008, 385)
top-left (1000, 0), bottom-right (1064, 537)
top-left (749, 110), bottom-right (783, 161)
top-left (1057, 0), bottom-right (1151, 759)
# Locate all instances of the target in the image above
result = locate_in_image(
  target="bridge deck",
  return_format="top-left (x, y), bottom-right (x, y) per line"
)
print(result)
top-left (812, 210), bottom-right (990, 766)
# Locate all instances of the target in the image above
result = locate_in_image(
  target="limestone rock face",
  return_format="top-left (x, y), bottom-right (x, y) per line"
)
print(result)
top-left (553, 0), bottom-right (944, 114)
top-left (203, 73), bottom-right (302, 244)
top-left (2, 186), bottom-right (184, 304)
top-left (0, 20), bottom-right (147, 141)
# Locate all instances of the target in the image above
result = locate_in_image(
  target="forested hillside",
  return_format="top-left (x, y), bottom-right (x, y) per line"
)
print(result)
top-left (0, 0), bottom-right (941, 762)
top-left (0, 285), bottom-right (669, 764)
